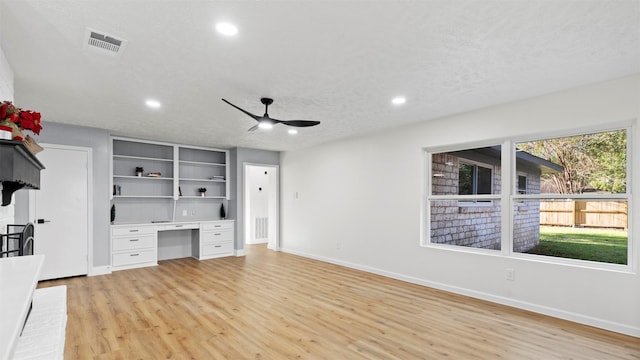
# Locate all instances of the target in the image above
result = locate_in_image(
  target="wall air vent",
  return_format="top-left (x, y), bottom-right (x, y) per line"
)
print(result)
top-left (83, 28), bottom-right (127, 56)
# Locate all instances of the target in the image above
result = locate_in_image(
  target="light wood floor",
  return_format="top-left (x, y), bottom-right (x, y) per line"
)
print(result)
top-left (40, 245), bottom-right (639, 359)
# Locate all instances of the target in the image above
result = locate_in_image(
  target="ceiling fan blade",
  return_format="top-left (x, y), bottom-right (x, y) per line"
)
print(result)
top-left (222, 99), bottom-right (259, 121)
top-left (247, 124), bottom-right (259, 132)
top-left (279, 120), bottom-right (321, 127)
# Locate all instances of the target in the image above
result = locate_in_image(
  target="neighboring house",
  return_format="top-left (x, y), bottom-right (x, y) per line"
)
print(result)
top-left (431, 146), bottom-right (562, 252)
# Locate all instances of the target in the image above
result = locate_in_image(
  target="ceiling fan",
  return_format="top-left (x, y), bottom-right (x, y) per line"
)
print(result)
top-left (222, 98), bottom-right (321, 131)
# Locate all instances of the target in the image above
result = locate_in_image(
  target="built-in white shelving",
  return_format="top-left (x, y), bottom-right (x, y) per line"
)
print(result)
top-left (110, 137), bottom-right (230, 223)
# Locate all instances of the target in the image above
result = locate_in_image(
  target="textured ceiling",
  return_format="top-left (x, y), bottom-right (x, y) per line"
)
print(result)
top-left (1, 0), bottom-right (639, 151)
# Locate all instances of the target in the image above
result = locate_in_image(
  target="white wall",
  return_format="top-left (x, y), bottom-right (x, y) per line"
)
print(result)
top-left (0, 49), bottom-right (12, 101)
top-left (0, 45), bottom-right (15, 232)
top-left (280, 74), bottom-right (640, 336)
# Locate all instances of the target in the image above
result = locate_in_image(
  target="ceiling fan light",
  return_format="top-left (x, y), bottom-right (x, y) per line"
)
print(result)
top-left (258, 121), bottom-right (273, 130)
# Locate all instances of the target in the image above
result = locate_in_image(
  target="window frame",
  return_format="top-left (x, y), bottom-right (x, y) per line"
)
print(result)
top-left (422, 122), bottom-right (633, 272)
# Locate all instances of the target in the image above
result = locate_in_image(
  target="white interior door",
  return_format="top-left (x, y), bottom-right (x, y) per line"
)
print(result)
top-left (30, 144), bottom-right (90, 280)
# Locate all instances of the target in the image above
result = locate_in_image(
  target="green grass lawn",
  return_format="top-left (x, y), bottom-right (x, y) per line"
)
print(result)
top-left (526, 226), bottom-right (628, 265)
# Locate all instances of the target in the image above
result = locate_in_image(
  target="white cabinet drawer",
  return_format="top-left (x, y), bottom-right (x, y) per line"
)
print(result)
top-left (201, 222), bottom-right (233, 231)
top-left (161, 223), bottom-right (199, 231)
top-left (112, 234), bottom-right (155, 251)
top-left (112, 249), bottom-right (156, 267)
top-left (201, 229), bottom-right (233, 243)
top-left (203, 242), bottom-right (234, 256)
top-left (112, 226), bottom-right (155, 236)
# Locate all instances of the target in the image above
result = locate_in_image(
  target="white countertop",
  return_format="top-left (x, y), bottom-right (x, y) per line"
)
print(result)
top-left (0, 255), bottom-right (44, 360)
top-left (111, 219), bottom-right (234, 227)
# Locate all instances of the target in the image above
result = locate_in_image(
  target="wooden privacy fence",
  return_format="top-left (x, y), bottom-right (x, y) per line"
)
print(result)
top-left (539, 200), bottom-right (628, 229)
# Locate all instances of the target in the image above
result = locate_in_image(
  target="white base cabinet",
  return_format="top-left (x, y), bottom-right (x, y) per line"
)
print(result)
top-left (195, 221), bottom-right (235, 260)
top-left (110, 224), bottom-right (158, 271)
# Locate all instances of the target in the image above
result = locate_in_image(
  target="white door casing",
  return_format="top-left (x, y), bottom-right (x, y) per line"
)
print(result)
top-left (266, 167), bottom-right (278, 250)
top-left (29, 144), bottom-right (91, 280)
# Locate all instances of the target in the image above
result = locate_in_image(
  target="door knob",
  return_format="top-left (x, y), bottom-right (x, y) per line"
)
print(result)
top-left (36, 219), bottom-right (51, 224)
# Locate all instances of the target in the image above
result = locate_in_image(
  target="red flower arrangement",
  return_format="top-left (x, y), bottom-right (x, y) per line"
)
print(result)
top-left (0, 101), bottom-right (43, 139)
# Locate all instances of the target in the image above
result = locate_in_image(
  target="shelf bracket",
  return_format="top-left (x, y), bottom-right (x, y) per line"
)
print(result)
top-left (1, 181), bottom-right (26, 206)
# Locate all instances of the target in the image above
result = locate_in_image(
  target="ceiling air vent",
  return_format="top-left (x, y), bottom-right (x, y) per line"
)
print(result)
top-left (83, 28), bottom-right (127, 56)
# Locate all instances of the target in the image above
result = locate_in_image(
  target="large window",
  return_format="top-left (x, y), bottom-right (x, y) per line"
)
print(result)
top-left (512, 129), bottom-right (628, 265)
top-left (428, 146), bottom-right (502, 250)
top-left (424, 127), bottom-right (631, 267)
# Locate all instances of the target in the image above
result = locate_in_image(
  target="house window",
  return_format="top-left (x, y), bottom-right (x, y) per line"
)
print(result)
top-left (517, 174), bottom-right (527, 194)
top-left (458, 162), bottom-right (492, 195)
top-left (424, 126), bottom-right (631, 268)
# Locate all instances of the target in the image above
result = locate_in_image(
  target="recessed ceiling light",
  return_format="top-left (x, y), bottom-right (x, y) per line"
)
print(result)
top-left (216, 22), bottom-right (238, 36)
top-left (145, 99), bottom-right (161, 108)
top-left (288, 129), bottom-right (298, 135)
top-left (392, 96), bottom-right (406, 105)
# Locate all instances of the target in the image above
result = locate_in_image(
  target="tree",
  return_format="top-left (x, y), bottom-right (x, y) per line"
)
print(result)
top-left (518, 130), bottom-right (626, 194)
top-left (585, 130), bottom-right (627, 193)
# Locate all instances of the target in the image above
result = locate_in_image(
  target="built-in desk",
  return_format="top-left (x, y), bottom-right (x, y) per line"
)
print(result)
top-left (110, 220), bottom-right (235, 271)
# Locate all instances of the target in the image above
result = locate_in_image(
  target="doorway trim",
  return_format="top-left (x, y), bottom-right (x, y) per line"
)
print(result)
top-left (28, 143), bottom-right (93, 275)
top-left (243, 162), bottom-right (279, 251)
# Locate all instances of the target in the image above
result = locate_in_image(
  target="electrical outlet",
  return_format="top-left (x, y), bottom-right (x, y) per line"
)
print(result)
top-left (191, 210), bottom-right (196, 216)
top-left (506, 268), bottom-right (515, 281)
top-left (182, 210), bottom-right (187, 216)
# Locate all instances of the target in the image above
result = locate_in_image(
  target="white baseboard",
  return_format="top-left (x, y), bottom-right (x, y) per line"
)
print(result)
top-left (280, 247), bottom-right (640, 338)
top-left (88, 266), bottom-right (111, 276)
top-left (235, 249), bottom-right (246, 257)
top-left (247, 240), bottom-right (268, 245)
